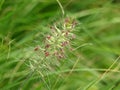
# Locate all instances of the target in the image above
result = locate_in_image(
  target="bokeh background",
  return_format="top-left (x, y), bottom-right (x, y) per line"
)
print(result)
top-left (0, 0), bottom-right (120, 90)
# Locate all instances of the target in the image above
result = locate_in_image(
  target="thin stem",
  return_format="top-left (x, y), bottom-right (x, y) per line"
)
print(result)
top-left (79, 55), bottom-right (120, 90)
top-left (53, 56), bottom-right (80, 89)
top-left (56, 0), bottom-right (65, 16)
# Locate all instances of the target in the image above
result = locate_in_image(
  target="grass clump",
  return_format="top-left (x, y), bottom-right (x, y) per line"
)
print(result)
top-left (0, 0), bottom-right (120, 90)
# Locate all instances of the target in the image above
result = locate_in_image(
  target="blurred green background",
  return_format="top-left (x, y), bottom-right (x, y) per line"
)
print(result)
top-left (0, 0), bottom-right (120, 90)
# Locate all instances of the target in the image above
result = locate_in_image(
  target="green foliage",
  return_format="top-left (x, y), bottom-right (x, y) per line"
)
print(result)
top-left (0, 0), bottom-right (120, 90)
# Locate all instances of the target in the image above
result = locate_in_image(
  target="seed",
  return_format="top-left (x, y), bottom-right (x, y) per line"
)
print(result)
top-left (45, 44), bottom-right (50, 48)
top-left (65, 32), bottom-right (69, 36)
top-left (45, 52), bottom-right (50, 57)
top-left (61, 42), bottom-right (65, 47)
top-left (46, 35), bottom-right (51, 40)
top-left (65, 18), bottom-right (70, 23)
top-left (34, 46), bottom-right (39, 51)
top-left (58, 54), bottom-right (64, 59)
top-left (61, 41), bottom-right (69, 47)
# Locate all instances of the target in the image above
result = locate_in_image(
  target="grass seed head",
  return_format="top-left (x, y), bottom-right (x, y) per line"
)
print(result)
top-left (29, 17), bottom-right (77, 73)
